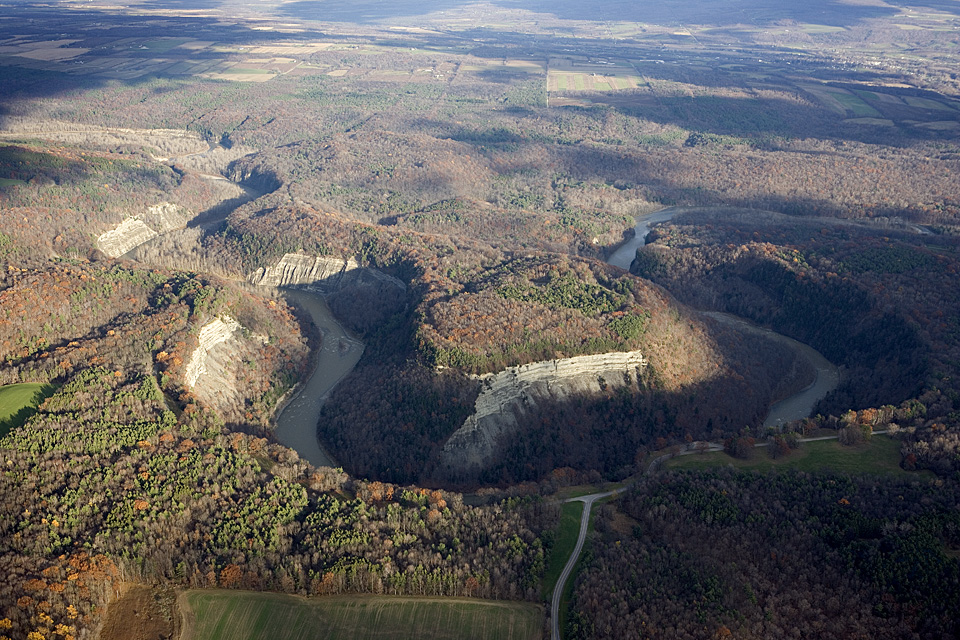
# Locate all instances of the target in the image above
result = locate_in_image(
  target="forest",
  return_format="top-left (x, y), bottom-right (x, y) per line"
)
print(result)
top-left (633, 208), bottom-right (960, 477)
top-left (0, 0), bottom-right (959, 637)
top-left (568, 470), bottom-right (960, 639)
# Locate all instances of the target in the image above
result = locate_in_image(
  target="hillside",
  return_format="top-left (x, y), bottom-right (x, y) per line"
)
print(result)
top-left (0, 0), bottom-right (958, 638)
top-left (633, 208), bottom-right (960, 476)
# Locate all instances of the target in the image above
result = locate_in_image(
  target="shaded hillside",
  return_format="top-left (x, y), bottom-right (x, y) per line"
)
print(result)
top-left (570, 470), bottom-right (960, 639)
top-left (632, 210), bottom-right (932, 413)
top-left (633, 208), bottom-right (960, 476)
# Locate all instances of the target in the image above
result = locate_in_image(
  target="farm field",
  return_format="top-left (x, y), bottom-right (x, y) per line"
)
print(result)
top-left (665, 435), bottom-right (933, 477)
top-left (179, 591), bottom-right (543, 640)
top-left (546, 56), bottom-right (640, 93)
top-left (0, 382), bottom-right (54, 437)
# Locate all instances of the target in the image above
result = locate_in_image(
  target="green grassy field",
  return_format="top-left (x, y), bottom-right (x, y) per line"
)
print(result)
top-left (828, 90), bottom-right (883, 117)
top-left (542, 501), bottom-right (583, 600)
top-left (665, 435), bottom-right (932, 477)
top-left (0, 382), bottom-right (55, 437)
top-left (558, 504), bottom-right (595, 635)
top-left (0, 177), bottom-right (26, 187)
top-left (180, 592), bottom-right (542, 640)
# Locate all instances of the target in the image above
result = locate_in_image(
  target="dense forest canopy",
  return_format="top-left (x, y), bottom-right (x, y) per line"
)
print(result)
top-left (0, 0), bottom-right (958, 637)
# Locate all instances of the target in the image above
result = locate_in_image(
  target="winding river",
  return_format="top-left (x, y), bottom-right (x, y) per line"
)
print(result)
top-left (271, 289), bottom-right (364, 468)
top-left (273, 207), bottom-right (841, 471)
top-left (609, 208), bottom-right (840, 427)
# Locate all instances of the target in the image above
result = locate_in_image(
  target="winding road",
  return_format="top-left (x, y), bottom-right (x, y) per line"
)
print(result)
top-left (548, 430), bottom-right (890, 640)
top-left (549, 452), bottom-right (669, 640)
top-left (550, 208), bottom-right (851, 640)
top-left (549, 494), bottom-right (603, 640)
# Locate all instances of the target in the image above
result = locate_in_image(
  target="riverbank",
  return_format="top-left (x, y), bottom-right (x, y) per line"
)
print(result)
top-left (610, 207), bottom-right (841, 426)
top-left (271, 288), bottom-right (364, 468)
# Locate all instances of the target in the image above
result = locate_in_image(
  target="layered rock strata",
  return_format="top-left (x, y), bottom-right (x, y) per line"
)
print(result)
top-left (97, 202), bottom-right (190, 258)
top-left (184, 316), bottom-right (242, 389)
top-left (247, 253), bottom-right (406, 292)
top-left (441, 350), bottom-right (648, 473)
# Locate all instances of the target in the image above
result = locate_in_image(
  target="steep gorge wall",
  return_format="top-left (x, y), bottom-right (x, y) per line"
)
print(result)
top-left (184, 316), bottom-right (243, 389)
top-left (247, 253), bottom-right (406, 292)
top-left (97, 202), bottom-right (190, 258)
top-left (183, 316), bottom-right (275, 420)
top-left (440, 350), bottom-right (648, 474)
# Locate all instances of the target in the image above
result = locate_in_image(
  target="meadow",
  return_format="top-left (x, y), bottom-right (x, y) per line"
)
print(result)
top-left (180, 592), bottom-right (543, 640)
top-left (0, 382), bottom-right (55, 437)
top-left (665, 435), bottom-right (933, 477)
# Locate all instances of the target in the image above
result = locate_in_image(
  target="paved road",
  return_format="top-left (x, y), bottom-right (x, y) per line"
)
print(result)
top-left (549, 492), bottom-right (607, 640)
top-left (548, 432), bottom-right (890, 639)
top-left (549, 453), bottom-right (669, 640)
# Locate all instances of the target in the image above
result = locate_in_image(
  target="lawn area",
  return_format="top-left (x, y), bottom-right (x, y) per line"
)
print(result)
top-left (542, 501), bottom-right (583, 600)
top-left (0, 382), bottom-right (55, 437)
top-left (180, 592), bottom-right (542, 640)
top-left (665, 435), bottom-right (932, 478)
top-left (0, 178), bottom-right (26, 187)
top-left (558, 504), bottom-right (595, 635)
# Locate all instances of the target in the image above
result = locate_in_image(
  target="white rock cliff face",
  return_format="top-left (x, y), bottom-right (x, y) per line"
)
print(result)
top-left (97, 202), bottom-right (190, 258)
top-left (247, 253), bottom-right (406, 291)
top-left (97, 219), bottom-right (158, 258)
top-left (184, 316), bottom-right (242, 389)
top-left (441, 350), bottom-right (648, 473)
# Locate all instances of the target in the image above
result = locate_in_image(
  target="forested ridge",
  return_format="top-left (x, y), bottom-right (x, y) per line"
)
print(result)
top-left (570, 470), bottom-right (960, 639)
top-left (0, 0), bottom-right (959, 637)
top-left (633, 209), bottom-right (960, 477)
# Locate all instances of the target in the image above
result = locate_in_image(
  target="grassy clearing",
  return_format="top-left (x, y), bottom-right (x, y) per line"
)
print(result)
top-left (0, 382), bottom-right (55, 437)
top-left (0, 177), bottom-right (26, 187)
top-left (799, 84), bottom-right (848, 114)
top-left (180, 592), bottom-right (541, 640)
top-left (904, 96), bottom-right (955, 111)
top-left (798, 23), bottom-right (846, 34)
top-left (828, 90), bottom-right (882, 117)
top-left (222, 67), bottom-right (273, 74)
top-left (542, 501), bottom-right (583, 600)
top-left (559, 504), bottom-right (595, 635)
top-left (845, 117), bottom-right (895, 127)
top-left (665, 436), bottom-right (933, 478)
top-left (140, 38), bottom-right (192, 53)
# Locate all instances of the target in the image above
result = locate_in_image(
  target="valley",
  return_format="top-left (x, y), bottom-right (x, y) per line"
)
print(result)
top-left (1, 0), bottom-right (959, 638)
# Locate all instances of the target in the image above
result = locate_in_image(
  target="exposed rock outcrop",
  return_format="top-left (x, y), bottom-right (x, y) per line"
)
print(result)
top-left (184, 316), bottom-right (242, 389)
top-left (247, 253), bottom-right (406, 292)
top-left (97, 219), bottom-right (158, 258)
top-left (97, 202), bottom-right (191, 258)
top-left (440, 350), bottom-right (648, 473)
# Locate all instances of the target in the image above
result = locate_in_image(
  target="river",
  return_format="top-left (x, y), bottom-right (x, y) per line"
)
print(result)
top-left (609, 208), bottom-right (840, 427)
top-left (157, 140), bottom-right (366, 469)
top-left (271, 289), bottom-right (364, 468)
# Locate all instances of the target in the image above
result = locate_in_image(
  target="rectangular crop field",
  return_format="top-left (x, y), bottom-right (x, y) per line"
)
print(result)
top-left (180, 592), bottom-right (543, 640)
top-left (826, 89), bottom-right (883, 117)
top-left (547, 72), bottom-right (640, 92)
top-left (665, 435), bottom-right (933, 477)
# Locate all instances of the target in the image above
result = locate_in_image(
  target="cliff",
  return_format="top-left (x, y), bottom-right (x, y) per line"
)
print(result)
top-left (247, 253), bottom-right (406, 292)
top-left (184, 316), bottom-right (243, 389)
top-left (440, 350), bottom-right (648, 473)
top-left (96, 202), bottom-right (191, 258)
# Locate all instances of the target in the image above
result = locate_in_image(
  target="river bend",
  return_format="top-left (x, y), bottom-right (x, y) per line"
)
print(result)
top-left (610, 208), bottom-right (840, 426)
